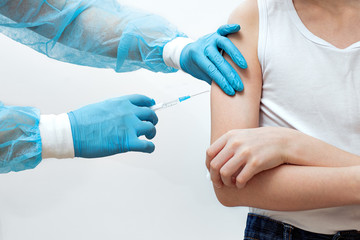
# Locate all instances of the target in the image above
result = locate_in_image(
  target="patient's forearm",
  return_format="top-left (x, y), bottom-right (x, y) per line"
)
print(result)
top-left (285, 130), bottom-right (360, 168)
top-left (214, 164), bottom-right (360, 211)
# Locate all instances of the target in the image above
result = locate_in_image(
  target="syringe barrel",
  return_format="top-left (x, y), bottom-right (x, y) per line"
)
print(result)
top-left (150, 99), bottom-right (179, 111)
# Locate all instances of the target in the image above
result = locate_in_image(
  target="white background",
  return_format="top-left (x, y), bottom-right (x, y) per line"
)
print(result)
top-left (0, 0), bottom-right (248, 239)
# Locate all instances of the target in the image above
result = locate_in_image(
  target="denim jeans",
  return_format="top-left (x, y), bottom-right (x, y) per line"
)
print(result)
top-left (244, 213), bottom-right (360, 240)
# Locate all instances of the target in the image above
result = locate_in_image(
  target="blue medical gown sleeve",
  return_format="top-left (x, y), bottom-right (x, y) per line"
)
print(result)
top-left (0, 103), bottom-right (42, 173)
top-left (0, 0), bottom-right (186, 73)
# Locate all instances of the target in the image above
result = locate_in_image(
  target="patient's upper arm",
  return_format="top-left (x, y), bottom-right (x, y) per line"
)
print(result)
top-left (210, 0), bottom-right (263, 206)
top-left (211, 0), bottom-right (262, 144)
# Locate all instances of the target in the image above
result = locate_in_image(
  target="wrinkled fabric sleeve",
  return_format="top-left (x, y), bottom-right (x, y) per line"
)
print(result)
top-left (0, 0), bottom-right (187, 73)
top-left (0, 103), bottom-right (42, 173)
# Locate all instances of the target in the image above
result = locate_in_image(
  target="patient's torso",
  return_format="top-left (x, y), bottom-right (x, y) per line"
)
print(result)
top-left (254, 0), bottom-right (360, 234)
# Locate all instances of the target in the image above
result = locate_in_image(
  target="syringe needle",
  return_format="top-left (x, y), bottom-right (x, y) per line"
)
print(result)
top-left (189, 90), bottom-right (210, 98)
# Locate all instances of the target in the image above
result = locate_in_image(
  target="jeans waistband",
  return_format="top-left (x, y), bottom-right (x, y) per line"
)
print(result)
top-left (245, 213), bottom-right (360, 240)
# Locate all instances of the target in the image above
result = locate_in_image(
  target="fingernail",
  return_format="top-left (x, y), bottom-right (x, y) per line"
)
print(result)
top-left (151, 99), bottom-right (156, 105)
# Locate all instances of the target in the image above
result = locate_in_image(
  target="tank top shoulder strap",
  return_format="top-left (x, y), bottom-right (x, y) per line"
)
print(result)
top-left (257, 0), bottom-right (291, 68)
top-left (257, 0), bottom-right (267, 68)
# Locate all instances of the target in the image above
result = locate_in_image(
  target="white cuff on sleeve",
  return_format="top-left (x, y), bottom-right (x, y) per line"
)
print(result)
top-left (39, 113), bottom-right (75, 159)
top-left (163, 37), bottom-right (194, 70)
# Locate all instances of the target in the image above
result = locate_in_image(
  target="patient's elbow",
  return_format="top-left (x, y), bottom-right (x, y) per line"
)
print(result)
top-left (218, 198), bottom-right (237, 207)
top-left (213, 187), bottom-right (240, 207)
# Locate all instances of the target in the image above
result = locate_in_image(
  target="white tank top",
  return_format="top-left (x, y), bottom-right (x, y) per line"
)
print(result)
top-left (251, 0), bottom-right (360, 234)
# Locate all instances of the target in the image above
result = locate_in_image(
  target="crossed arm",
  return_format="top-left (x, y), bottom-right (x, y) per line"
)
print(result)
top-left (207, 0), bottom-right (360, 211)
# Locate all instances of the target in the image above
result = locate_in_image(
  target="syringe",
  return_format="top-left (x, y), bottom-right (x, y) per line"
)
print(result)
top-left (151, 90), bottom-right (210, 111)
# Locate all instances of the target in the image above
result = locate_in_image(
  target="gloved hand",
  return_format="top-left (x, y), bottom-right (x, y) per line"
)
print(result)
top-left (67, 95), bottom-right (158, 158)
top-left (180, 24), bottom-right (247, 96)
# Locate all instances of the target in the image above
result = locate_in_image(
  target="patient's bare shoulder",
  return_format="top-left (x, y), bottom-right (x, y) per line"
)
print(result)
top-left (210, 0), bottom-right (262, 143)
top-left (225, 0), bottom-right (261, 94)
top-left (227, 0), bottom-right (259, 52)
top-left (229, 0), bottom-right (259, 28)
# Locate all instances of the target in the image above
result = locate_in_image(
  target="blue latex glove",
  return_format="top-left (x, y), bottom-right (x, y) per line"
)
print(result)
top-left (180, 24), bottom-right (247, 96)
top-left (68, 95), bottom-right (158, 158)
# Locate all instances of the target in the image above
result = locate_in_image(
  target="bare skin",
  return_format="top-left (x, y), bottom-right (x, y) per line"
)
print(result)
top-left (207, 0), bottom-right (360, 211)
top-left (294, 0), bottom-right (360, 49)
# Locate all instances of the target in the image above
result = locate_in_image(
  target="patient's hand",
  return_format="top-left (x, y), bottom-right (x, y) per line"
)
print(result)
top-left (206, 127), bottom-right (298, 189)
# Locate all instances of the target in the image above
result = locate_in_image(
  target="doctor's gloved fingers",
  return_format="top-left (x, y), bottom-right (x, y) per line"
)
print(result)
top-left (198, 57), bottom-right (235, 95)
top-left (136, 121), bottom-right (157, 139)
top-left (128, 94), bottom-right (156, 107)
top-left (217, 24), bottom-right (241, 36)
top-left (135, 107), bottom-right (158, 125)
top-left (188, 66), bottom-right (214, 85)
top-left (130, 139), bottom-right (156, 153)
top-left (217, 37), bottom-right (247, 69)
top-left (207, 49), bottom-right (244, 92)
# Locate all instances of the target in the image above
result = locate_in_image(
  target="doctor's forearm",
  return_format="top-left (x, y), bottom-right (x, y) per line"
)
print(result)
top-left (0, 0), bottom-right (184, 72)
top-left (0, 103), bottom-right (42, 173)
top-left (214, 164), bottom-right (360, 211)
